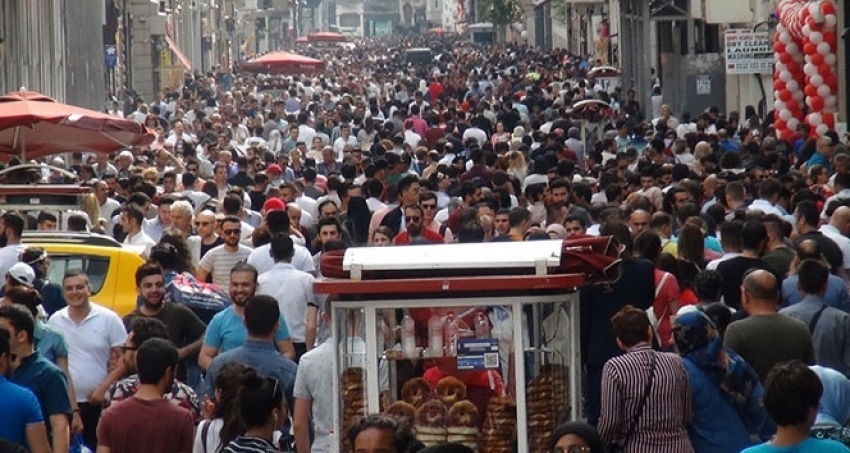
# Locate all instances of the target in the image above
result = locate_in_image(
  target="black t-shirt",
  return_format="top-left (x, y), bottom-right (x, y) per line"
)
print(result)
top-left (716, 256), bottom-right (780, 310)
top-left (200, 236), bottom-right (225, 259)
top-left (123, 303), bottom-right (207, 381)
top-left (795, 232), bottom-right (843, 274)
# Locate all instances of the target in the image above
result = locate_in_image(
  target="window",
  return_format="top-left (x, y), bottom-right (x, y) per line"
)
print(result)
top-left (48, 255), bottom-right (110, 295)
top-left (339, 14), bottom-right (361, 27)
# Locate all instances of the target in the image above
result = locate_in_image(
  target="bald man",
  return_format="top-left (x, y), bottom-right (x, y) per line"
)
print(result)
top-left (700, 174), bottom-right (720, 213)
top-left (187, 210), bottom-right (224, 267)
top-left (820, 206), bottom-right (850, 276)
top-left (724, 269), bottom-right (815, 382)
top-left (804, 136), bottom-right (834, 172)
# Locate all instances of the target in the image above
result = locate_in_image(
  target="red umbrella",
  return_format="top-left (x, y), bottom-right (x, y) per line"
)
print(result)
top-left (429, 27), bottom-right (447, 34)
top-left (0, 90), bottom-right (154, 159)
top-left (240, 51), bottom-right (326, 75)
top-left (307, 32), bottom-right (347, 43)
top-left (295, 36), bottom-right (309, 44)
top-left (568, 100), bottom-right (615, 123)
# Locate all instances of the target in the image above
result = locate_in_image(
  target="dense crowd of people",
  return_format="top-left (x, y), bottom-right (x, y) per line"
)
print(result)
top-left (3, 34), bottom-right (850, 453)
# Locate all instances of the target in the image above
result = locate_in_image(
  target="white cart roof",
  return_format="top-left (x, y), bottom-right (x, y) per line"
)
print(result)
top-left (342, 240), bottom-right (563, 273)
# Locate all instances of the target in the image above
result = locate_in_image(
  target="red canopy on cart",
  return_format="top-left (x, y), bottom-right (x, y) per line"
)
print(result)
top-left (240, 51), bottom-right (326, 75)
top-left (308, 32), bottom-right (347, 43)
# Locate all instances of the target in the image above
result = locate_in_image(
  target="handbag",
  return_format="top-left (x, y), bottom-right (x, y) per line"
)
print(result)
top-left (609, 352), bottom-right (658, 453)
top-left (69, 433), bottom-right (93, 453)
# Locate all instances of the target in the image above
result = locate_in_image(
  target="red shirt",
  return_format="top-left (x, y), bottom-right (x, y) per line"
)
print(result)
top-left (393, 228), bottom-right (445, 245)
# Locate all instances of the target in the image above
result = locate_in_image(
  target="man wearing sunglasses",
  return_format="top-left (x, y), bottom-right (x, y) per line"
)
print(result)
top-left (196, 216), bottom-right (252, 293)
top-left (392, 205), bottom-right (444, 245)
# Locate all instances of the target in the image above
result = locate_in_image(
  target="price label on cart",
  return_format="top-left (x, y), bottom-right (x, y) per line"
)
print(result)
top-left (456, 338), bottom-right (499, 370)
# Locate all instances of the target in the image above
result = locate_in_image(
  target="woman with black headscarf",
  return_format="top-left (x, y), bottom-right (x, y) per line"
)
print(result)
top-left (549, 422), bottom-right (605, 453)
top-left (672, 311), bottom-right (775, 453)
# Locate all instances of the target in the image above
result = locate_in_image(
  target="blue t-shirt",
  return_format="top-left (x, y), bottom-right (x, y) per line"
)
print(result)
top-left (0, 376), bottom-right (44, 446)
top-left (203, 306), bottom-right (290, 353)
top-left (11, 352), bottom-right (72, 425)
top-left (742, 438), bottom-right (850, 453)
top-left (34, 322), bottom-right (68, 364)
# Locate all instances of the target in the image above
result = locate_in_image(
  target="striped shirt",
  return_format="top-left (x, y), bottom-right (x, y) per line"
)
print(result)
top-left (198, 244), bottom-right (253, 293)
top-left (222, 436), bottom-right (278, 453)
top-left (598, 345), bottom-right (694, 453)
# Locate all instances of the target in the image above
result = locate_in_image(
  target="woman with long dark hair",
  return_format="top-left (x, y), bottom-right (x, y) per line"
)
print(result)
top-left (222, 368), bottom-right (286, 453)
top-left (193, 361), bottom-right (247, 453)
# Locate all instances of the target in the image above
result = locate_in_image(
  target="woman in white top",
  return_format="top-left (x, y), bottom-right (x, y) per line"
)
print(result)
top-left (194, 362), bottom-right (247, 453)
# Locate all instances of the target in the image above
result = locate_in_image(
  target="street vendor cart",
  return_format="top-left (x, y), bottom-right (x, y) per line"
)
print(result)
top-left (315, 239), bottom-right (615, 453)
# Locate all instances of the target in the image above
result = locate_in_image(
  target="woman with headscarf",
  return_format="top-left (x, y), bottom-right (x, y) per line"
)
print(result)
top-left (549, 422), bottom-right (605, 453)
top-left (672, 311), bottom-right (775, 453)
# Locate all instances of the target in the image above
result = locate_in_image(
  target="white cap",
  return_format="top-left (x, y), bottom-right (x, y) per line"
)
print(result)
top-left (8, 262), bottom-right (35, 287)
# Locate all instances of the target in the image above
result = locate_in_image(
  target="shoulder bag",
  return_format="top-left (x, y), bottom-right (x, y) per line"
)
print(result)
top-left (610, 352), bottom-right (658, 453)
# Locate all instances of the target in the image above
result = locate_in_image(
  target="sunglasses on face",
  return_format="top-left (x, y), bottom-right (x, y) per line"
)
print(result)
top-left (421, 203), bottom-right (436, 210)
top-left (405, 216), bottom-right (421, 222)
top-left (551, 447), bottom-right (592, 453)
top-left (223, 229), bottom-right (241, 236)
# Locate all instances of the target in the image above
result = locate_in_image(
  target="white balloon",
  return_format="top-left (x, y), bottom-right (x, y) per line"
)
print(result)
top-left (811, 31), bottom-right (824, 44)
top-left (826, 14), bottom-right (837, 28)
top-left (804, 63), bottom-right (817, 76)
top-left (803, 25), bottom-right (812, 36)
top-left (776, 62), bottom-right (787, 72)
top-left (809, 3), bottom-right (820, 17)
top-left (779, 109), bottom-right (793, 121)
top-left (811, 74), bottom-right (824, 87)
top-left (780, 32), bottom-right (792, 44)
top-left (780, 70), bottom-right (793, 82)
top-left (817, 42), bottom-right (832, 55)
top-left (520, 30), bottom-right (528, 38)
top-left (809, 112), bottom-right (823, 125)
top-left (818, 84), bottom-right (832, 97)
top-left (826, 95), bottom-right (837, 107)
top-left (817, 124), bottom-right (829, 136)
top-left (777, 24), bottom-right (787, 33)
top-left (794, 90), bottom-right (805, 101)
top-left (787, 80), bottom-right (800, 92)
top-left (786, 43), bottom-right (800, 55)
top-left (775, 100), bottom-right (786, 111)
top-left (826, 53), bottom-right (837, 65)
top-left (788, 118), bottom-right (801, 130)
top-left (806, 97), bottom-right (814, 108)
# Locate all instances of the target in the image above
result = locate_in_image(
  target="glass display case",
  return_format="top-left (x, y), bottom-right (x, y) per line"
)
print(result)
top-left (315, 241), bottom-right (585, 453)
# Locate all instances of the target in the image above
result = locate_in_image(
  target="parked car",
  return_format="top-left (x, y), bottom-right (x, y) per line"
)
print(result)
top-left (22, 232), bottom-right (146, 316)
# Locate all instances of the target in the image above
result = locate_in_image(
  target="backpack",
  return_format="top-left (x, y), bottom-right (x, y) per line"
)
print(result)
top-left (165, 273), bottom-right (231, 324)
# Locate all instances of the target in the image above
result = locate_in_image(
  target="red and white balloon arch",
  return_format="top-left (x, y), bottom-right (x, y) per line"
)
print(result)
top-left (773, 0), bottom-right (839, 140)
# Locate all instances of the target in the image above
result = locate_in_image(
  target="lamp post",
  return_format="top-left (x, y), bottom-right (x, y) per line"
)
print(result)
top-left (753, 13), bottom-right (779, 120)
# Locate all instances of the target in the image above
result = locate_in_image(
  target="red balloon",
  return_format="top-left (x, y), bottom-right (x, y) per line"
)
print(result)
top-left (824, 31), bottom-right (837, 46)
top-left (775, 80), bottom-right (786, 92)
top-left (810, 53), bottom-right (824, 66)
top-left (806, 16), bottom-right (817, 29)
top-left (823, 113), bottom-right (836, 127)
top-left (825, 74), bottom-right (838, 87)
top-left (819, 63), bottom-right (832, 75)
top-left (811, 96), bottom-right (825, 112)
top-left (775, 119), bottom-right (787, 132)
top-left (822, 2), bottom-right (837, 16)
top-left (779, 90), bottom-right (792, 102)
top-left (805, 85), bottom-right (819, 97)
top-left (804, 43), bottom-right (817, 55)
top-left (775, 42), bottom-right (786, 54)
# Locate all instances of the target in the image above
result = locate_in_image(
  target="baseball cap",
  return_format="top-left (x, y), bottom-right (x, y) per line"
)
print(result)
top-left (262, 198), bottom-right (286, 213)
top-left (8, 262), bottom-right (35, 287)
top-left (265, 164), bottom-right (283, 176)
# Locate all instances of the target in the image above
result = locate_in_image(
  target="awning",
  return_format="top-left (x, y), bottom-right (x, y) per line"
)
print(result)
top-left (164, 35), bottom-right (192, 71)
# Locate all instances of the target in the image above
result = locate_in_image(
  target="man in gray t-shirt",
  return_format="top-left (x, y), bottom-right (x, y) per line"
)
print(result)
top-left (293, 339), bottom-right (334, 453)
top-left (196, 216), bottom-right (252, 293)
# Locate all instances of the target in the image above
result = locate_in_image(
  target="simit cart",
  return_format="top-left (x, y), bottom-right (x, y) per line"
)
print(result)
top-left (315, 239), bottom-right (618, 453)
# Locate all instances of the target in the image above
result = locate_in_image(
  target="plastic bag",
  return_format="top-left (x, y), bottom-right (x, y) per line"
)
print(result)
top-left (69, 434), bottom-right (92, 453)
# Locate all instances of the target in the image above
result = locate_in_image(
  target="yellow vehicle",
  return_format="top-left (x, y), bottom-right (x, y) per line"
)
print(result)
top-left (22, 232), bottom-right (146, 317)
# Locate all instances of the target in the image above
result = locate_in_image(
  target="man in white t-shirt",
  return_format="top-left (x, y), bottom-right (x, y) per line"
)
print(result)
top-left (120, 205), bottom-right (156, 258)
top-left (47, 270), bottom-right (126, 447)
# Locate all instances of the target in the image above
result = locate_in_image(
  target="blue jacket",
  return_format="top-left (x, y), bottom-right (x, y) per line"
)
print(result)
top-left (683, 355), bottom-right (774, 453)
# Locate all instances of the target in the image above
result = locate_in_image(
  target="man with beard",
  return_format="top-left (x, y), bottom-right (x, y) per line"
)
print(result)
top-left (198, 262), bottom-right (295, 372)
top-left (196, 215), bottom-right (252, 293)
top-left (392, 205), bottom-right (444, 245)
top-left (102, 317), bottom-right (199, 418)
top-left (122, 264), bottom-right (206, 385)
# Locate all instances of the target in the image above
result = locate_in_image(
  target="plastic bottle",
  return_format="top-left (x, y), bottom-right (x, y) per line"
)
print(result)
top-left (401, 315), bottom-right (417, 358)
top-left (428, 313), bottom-right (444, 357)
top-left (444, 311), bottom-right (459, 357)
top-left (474, 312), bottom-right (490, 338)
